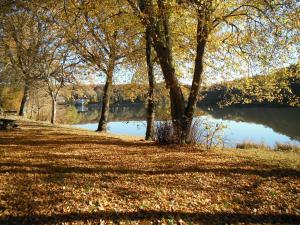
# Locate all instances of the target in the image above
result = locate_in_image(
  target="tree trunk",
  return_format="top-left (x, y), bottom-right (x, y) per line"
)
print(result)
top-left (152, 35), bottom-right (186, 143)
top-left (138, 0), bottom-right (209, 144)
top-left (97, 66), bottom-right (114, 132)
top-left (19, 84), bottom-right (29, 116)
top-left (30, 102), bottom-right (34, 119)
top-left (182, 12), bottom-right (209, 142)
top-left (145, 26), bottom-right (155, 140)
top-left (50, 96), bottom-right (57, 124)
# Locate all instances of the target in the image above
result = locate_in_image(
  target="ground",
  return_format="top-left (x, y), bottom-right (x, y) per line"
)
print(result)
top-left (0, 118), bottom-right (299, 224)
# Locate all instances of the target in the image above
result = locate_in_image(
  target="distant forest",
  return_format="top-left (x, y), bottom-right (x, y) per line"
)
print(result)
top-left (199, 64), bottom-right (300, 107)
top-left (1, 64), bottom-right (299, 113)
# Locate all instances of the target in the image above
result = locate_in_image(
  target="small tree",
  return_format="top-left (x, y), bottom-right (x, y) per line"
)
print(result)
top-left (41, 53), bottom-right (77, 124)
top-left (37, 28), bottom-right (77, 124)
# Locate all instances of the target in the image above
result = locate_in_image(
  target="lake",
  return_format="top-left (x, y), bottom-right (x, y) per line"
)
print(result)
top-left (59, 104), bottom-right (300, 148)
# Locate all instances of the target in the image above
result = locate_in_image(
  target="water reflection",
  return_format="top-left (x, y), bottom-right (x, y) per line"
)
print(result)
top-left (58, 104), bottom-right (300, 147)
top-left (203, 107), bottom-right (300, 141)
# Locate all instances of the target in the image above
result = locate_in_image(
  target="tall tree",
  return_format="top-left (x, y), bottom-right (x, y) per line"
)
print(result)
top-left (144, 23), bottom-right (156, 140)
top-left (59, 0), bottom-right (142, 132)
top-left (0, 4), bottom-right (45, 116)
top-left (127, 0), bottom-right (299, 143)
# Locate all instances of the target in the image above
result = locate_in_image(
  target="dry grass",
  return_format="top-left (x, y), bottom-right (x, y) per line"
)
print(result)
top-left (236, 140), bottom-right (300, 155)
top-left (274, 142), bottom-right (300, 153)
top-left (236, 140), bottom-right (269, 150)
top-left (0, 118), bottom-right (299, 224)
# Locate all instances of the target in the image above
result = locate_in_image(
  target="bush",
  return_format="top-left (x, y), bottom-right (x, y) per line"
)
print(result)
top-left (155, 121), bottom-right (174, 144)
top-left (155, 118), bottom-right (226, 149)
top-left (190, 118), bottom-right (227, 150)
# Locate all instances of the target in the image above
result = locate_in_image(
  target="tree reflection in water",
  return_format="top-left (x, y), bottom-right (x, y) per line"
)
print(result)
top-left (58, 104), bottom-right (300, 144)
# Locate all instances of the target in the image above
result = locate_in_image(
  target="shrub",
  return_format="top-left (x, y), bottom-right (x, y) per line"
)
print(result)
top-left (191, 118), bottom-right (227, 150)
top-left (155, 118), bottom-right (227, 149)
top-left (155, 121), bottom-right (174, 144)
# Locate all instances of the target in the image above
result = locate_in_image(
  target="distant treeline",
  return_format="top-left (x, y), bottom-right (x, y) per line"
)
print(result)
top-left (199, 64), bottom-right (300, 107)
top-left (1, 65), bottom-right (299, 114)
top-left (79, 64), bottom-right (300, 108)
top-left (58, 83), bottom-right (190, 106)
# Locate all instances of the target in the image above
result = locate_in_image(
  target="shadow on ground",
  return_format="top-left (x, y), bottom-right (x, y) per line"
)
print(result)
top-left (0, 119), bottom-right (299, 224)
top-left (1, 211), bottom-right (299, 224)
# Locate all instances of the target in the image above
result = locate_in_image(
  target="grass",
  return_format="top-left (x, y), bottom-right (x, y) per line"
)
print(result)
top-left (236, 140), bottom-right (300, 155)
top-left (0, 117), bottom-right (299, 224)
top-left (274, 142), bottom-right (300, 152)
top-left (236, 140), bottom-right (269, 150)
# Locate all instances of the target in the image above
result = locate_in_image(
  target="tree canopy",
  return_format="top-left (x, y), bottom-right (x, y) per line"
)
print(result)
top-left (0, 0), bottom-right (298, 140)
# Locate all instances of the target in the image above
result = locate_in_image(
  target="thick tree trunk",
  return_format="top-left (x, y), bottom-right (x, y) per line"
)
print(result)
top-left (156, 0), bottom-right (188, 142)
top-left (50, 96), bottom-right (57, 124)
top-left (138, 0), bottom-right (209, 144)
top-left (97, 67), bottom-right (114, 132)
top-left (145, 26), bottom-right (155, 140)
top-left (152, 37), bottom-right (186, 143)
top-left (19, 84), bottom-right (29, 116)
top-left (138, 0), bottom-right (185, 142)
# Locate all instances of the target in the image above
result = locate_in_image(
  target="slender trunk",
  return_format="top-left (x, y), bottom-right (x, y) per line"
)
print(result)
top-left (38, 108), bottom-right (40, 121)
top-left (97, 66), bottom-right (114, 132)
top-left (145, 26), bottom-right (155, 140)
top-left (30, 102), bottom-right (33, 119)
top-left (182, 42), bottom-right (206, 141)
top-left (37, 99), bottom-right (40, 120)
top-left (19, 83), bottom-right (29, 116)
top-left (50, 96), bottom-right (57, 124)
top-left (182, 11), bottom-right (209, 142)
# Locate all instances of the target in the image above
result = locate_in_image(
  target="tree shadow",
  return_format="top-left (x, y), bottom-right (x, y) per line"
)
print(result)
top-left (1, 210), bottom-right (299, 224)
top-left (0, 161), bottom-right (299, 178)
top-left (0, 133), bottom-right (157, 149)
top-left (1, 120), bottom-right (299, 224)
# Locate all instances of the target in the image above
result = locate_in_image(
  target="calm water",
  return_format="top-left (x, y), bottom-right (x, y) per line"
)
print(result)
top-left (63, 104), bottom-right (300, 147)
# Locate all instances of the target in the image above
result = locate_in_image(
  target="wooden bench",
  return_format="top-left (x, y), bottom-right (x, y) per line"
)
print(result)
top-left (0, 119), bottom-right (18, 130)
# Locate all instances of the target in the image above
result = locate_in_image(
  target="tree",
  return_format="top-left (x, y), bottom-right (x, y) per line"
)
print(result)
top-left (144, 20), bottom-right (156, 140)
top-left (40, 46), bottom-right (77, 124)
top-left (0, 4), bottom-right (45, 116)
top-left (35, 16), bottom-right (77, 124)
top-left (59, 0), bottom-right (142, 132)
top-left (127, 0), bottom-right (299, 143)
